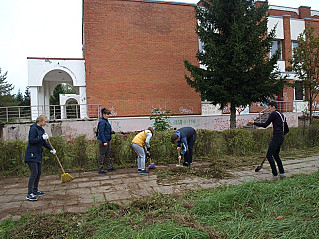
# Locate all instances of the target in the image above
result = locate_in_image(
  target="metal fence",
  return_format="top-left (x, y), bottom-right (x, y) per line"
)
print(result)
top-left (0, 100), bottom-right (309, 124)
top-left (0, 104), bottom-right (101, 123)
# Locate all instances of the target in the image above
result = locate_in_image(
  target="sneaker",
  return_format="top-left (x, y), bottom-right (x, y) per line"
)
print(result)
top-left (34, 191), bottom-right (45, 196)
top-left (138, 169), bottom-right (142, 173)
top-left (26, 193), bottom-right (37, 201)
top-left (182, 162), bottom-right (189, 167)
top-left (139, 170), bottom-right (149, 175)
top-left (279, 173), bottom-right (286, 179)
top-left (107, 168), bottom-right (116, 172)
top-left (272, 175), bottom-right (279, 181)
top-left (98, 170), bottom-right (107, 175)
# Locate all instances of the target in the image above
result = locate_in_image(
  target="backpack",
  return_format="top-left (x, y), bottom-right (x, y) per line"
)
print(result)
top-left (276, 111), bottom-right (289, 135)
top-left (95, 122), bottom-right (100, 137)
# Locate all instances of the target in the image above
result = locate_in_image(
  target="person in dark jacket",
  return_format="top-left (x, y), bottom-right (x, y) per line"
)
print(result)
top-left (171, 127), bottom-right (197, 168)
top-left (25, 115), bottom-right (56, 201)
top-left (249, 101), bottom-right (289, 180)
top-left (97, 108), bottom-right (116, 174)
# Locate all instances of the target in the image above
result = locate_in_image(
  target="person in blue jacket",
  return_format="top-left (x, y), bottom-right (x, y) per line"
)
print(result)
top-left (97, 108), bottom-right (116, 174)
top-left (171, 127), bottom-right (197, 168)
top-left (24, 115), bottom-right (56, 201)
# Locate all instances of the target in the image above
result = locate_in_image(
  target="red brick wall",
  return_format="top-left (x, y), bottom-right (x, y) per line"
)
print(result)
top-left (83, 0), bottom-right (201, 117)
top-left (282, 15), bottom-right (292, 69)
top-left (267, 5), bottom-right (319, 106)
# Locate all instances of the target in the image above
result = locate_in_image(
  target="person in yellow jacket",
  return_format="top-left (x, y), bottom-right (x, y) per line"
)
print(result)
top-left (131, 127), bottom-right (154, 175)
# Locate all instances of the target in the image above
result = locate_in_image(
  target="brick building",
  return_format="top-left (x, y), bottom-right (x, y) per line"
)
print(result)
top-left (27, 0), bottom-right (319, 119)
top-left (264, 3), bottom-right (319, 113)
top-left (83, 0), bottom-right (201, 117)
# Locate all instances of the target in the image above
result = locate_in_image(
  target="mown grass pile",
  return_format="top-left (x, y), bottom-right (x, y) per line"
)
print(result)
top-left (1, 171), bottom-right (318, 238)
top-left (1, 123), bottom-right (319, 177)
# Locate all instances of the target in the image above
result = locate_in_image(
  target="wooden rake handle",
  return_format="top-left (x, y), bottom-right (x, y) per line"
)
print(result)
top-left (47, 138), bottom-right (66, 174)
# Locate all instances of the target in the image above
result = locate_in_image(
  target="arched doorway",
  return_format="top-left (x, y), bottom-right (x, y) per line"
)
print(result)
top-left (27, 58), bottom-right (87, 120)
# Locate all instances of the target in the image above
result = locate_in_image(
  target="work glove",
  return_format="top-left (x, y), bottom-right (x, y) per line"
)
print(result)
top-left (42, 133), bottom-right (49, 140)
top-left (50, 149), bottom-right (56, 155)
top-left (111, 131), bottom-right (115, 134)
top-left (146, 151), bottom-right (151, 158)
top-left (147, 146), bottom-right (151, 151)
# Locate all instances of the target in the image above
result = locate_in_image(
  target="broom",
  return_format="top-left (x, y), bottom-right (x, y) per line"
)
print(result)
top-left (47, 138), bottom-right (74, 183)
top-left (147, 152), bottom-right (155, 169)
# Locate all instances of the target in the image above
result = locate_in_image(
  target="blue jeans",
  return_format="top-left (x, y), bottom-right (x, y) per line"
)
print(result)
top-left (266, 133), bottom-right (285, 176)
top-left (27, 162), bottom-right (42, 194)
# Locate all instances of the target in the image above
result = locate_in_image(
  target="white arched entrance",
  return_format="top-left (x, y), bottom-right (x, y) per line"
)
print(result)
top-left (27, 57), bottom-right (87, 120)
top-left (59, 94), bottom-right (82, 119)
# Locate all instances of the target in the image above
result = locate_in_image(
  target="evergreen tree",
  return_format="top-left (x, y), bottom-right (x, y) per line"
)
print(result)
top-left (289, 27), bottom-right (319, 124)
top-left (0, 68), bottom-right (15, 107)
top-left (184, 0), bottom-right (285, 128)
top-left (49, 83), bottom-right (75, 105)
top-left (15, 89), bottom-right (24, 104)
top-left (22, 87), bottom-right (31, 106)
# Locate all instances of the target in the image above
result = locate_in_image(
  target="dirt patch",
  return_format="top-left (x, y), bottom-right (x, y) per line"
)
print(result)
top-left (155, 163), bottom-right (230, 183)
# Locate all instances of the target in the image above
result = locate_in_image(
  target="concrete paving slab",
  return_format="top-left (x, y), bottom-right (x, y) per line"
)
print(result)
top-left (1, 156), bottom-right (318, 220)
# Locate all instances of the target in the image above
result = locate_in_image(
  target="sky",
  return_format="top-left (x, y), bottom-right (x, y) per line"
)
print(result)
top-left (1, 0), bottom-right (319, 94)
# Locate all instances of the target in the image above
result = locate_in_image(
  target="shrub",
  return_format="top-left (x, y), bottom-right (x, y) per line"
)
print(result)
top-left (223, 129), bottom-right (255, 156)
top-left (149, 109), bottom-right (173, 131)
top-left (1, 124), bottom-right (319, 176)
top-left (0, 139), bottom-right (26, 172)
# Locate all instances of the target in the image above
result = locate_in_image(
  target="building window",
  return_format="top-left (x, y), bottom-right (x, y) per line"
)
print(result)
top-left (270, 40), bottom-right (282, 60)
top-left (292, 41), bottom-right (299, 56)
top-left (295, 81), bottom-right (304, 101)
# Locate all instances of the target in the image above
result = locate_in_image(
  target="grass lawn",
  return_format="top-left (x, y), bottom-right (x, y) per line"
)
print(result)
top-left (1, 170), bottom-right (318, 239)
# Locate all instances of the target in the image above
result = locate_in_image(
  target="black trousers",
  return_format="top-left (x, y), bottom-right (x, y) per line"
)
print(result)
top-left (27, 162), bottom-right (42, 194)
top-left (266, 133), bottom-right (285, 176)
top-left (98, 140), bottom-right (112, 171)
top-left (184, 131), bottom-right (197, 164)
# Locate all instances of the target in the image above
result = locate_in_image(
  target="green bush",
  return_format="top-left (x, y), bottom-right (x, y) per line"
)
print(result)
top-left (1, 124), bottom-right (319, 176)
top-left (223, 129), bottom-right (255, 156)
top-left (194, 129), bottom-right (226, 158)
top-left (0, 139), bottom-right (26, 173)
top-left (305, 124), bottom-right (319, 147)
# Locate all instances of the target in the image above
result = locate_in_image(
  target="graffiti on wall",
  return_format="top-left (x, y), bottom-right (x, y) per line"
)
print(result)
top-left (201, 103), bottom-right (222, 115)
top-left (179, 106), bottom-right (193, 114)
top-left (170, 118), bottom-right (200, 128)
top-left (109, 106), bottom-right (117, 116)
top-left (109, 120), bottom-right (121, 131)
top-left (222, 104), bottom-right (249, 115)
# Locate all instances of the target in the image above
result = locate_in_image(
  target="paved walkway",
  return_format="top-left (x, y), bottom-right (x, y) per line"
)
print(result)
top-left (1, 156), bottom-right (318, 221)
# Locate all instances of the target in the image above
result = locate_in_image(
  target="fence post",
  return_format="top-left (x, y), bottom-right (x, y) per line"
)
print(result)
top-left (18, 107), bottom-right (21, 123)
top-left (76, 104), bottom-right (79, 119)
top-left (6, 107), bottom-right (8, 123)
top-left (98, 105), bottom-right (101, 118)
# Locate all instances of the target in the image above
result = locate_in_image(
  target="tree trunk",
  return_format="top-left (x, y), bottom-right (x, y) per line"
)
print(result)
top-left (310, 95), bottom-right (313, 125)
top-left (230, 103), bottom-right (236, 129)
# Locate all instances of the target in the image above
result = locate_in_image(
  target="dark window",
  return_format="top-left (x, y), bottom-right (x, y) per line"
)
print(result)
top-left (270, 40), bottom-right (282, 60)
top-left (295, 81), bottom-right (304, 100)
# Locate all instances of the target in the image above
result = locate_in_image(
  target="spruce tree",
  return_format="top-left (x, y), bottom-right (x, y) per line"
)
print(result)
top-left (184, 0), bottom-right (285, 128)
top-left (0, 68), bottom-right (14, 107)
